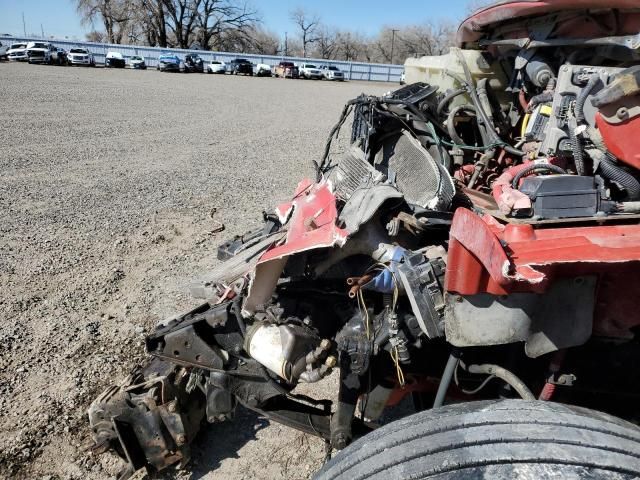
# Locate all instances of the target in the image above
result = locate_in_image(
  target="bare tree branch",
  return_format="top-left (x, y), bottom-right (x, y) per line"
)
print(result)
top-left (290, 7), bottom-right (321, 57)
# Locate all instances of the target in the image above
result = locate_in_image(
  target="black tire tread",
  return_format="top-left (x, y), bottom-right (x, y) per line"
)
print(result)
top-left (315, 400), bottom-right (640, 480)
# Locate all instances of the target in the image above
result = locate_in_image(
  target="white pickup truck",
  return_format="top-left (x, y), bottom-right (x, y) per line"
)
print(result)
top-left (26, 41), bottom-right (56, 64)
top-left (298, 63), bottom-right (323, 80)
top-left (7, 42), bottom-right (28, 61)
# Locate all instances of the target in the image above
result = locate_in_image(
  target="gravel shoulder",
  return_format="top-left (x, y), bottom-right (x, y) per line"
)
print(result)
top-left (0, 62), bottom-right (392, 479)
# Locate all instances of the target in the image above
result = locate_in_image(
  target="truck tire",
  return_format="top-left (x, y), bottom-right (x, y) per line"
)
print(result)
top-left (315, 400), bottom-right (640, 480)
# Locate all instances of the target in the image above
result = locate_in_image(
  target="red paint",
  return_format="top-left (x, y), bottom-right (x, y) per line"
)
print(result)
top-left (596, 112), bottom-right (640, 170)
top-left (458, 1), bottom-right (640, 47)
top-left (491, 162), bottom-right (534, 214)
top-left (259, 180), bottom-right (348, 263)
top-left (446, 208), bottom-right (640, 337)
top-left (538, 382), bottom-right (556, 401)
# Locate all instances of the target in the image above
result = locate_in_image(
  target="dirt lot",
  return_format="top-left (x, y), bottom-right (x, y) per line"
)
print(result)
top-left (0, 62), bottom-right (392, 479)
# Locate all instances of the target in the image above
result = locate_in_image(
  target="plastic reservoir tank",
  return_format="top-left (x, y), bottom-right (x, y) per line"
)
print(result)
top-left (404, 47), bottom-right (509, 106)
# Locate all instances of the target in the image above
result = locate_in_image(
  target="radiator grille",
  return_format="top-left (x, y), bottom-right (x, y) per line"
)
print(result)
top-left (329, 147), bottom-right (385, 201)
top-left (384, 131), bottom-right (454, 210)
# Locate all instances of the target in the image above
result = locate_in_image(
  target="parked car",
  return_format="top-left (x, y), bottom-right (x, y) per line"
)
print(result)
top-left (184, 53), bottom-right (204, 73)
top-left (105, 51), bottom-right (125, 68)
top-left (227, 58), bottom-right (253, 75)
top-left (7, 42), bottom-right (28, 61)
top-left (253, 62), bottom-right (272, 77)
top-left (299, 63), bottom-right (323, 79)
top-left (157, 54), bottom-right (181, 72)
top-left (26, 41), bottom-right (55, 64)
top-left (206, 60), bottom-right (226, 74)
top-left (130, 55), bottom-right (146, 69)
top-left (274, 61), bottom-right (299, 78)
top-left (320, 65), bottom-right (345, 81)
top-left (0, 41), bottom-right (8, 60)
top-left (67, 47), bottom-right (95, 67)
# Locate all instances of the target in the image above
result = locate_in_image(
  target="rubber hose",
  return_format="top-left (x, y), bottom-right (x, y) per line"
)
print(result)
top-left (446, 104), bottom-right (476, 145)
top-left (568, 121), bottom-right (586, 176)
top-left (575, 75), bottom-right (600, 124)
top-left (452, 50), bottom-right (501, 146)
top-left (433, 352), bottom-right (460, 408)
top-left (503, 144), bottom-right (527, 158)
top-left (437, 88), bottom-right (467, 116)
top-left (232, 297), bottom-right (246, 337)
top-left (449, 52), bottom-right (525, 157)
top-left (511, 163), bottom-right (567, 188)
top-left (476, 78), bottom-right (493, 123)
top-left (527, 91), bottom-right (554, 112)
top-left (468, 149), bottom-right (496, 189)
top-left (467, 363), bottom-right (535, 400)
top-left (600, 154), bottom-right (640, 200)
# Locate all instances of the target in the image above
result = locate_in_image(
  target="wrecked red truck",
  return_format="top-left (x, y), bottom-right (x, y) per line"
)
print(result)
top-left (88, 2), bottom-right (640, 479)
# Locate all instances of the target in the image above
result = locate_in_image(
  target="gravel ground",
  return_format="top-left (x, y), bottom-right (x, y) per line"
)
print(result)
top-left (0, 62), bottom-right (392, 480)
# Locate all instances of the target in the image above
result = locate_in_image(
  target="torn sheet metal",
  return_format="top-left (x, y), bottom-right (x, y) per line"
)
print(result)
top-left (260, 180), bottom-right (348, 263)
top-left (244, 180), bottom-right (349, 313)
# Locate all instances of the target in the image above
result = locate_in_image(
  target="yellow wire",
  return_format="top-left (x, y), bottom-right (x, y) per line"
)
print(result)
top-left (356, 260), bottom-right (405, 385)
top-left (520, 113), bottom-right (530, 138)
top-left (391, 346), bottom-right (406, 387)
top-left (357, 289), bottom-right (371, 339)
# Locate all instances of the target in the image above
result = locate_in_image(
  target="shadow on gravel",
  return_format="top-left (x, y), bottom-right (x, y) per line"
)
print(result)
top-left (163, 406), bottom-right (269, 479)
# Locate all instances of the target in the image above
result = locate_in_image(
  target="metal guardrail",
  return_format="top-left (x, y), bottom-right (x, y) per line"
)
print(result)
top-left (2, 36), bottom-right (404, 82)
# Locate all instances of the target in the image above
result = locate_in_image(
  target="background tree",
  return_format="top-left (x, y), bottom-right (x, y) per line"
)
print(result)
top-left (289, 8), bottom-right (320, 58)
top-left (79, 1), bottom-right (460, 63)
top-left (197, 0), bottom-right (257, 51)
top-left (161, 0), bottom-right (201, 49)
top-left (76, 0), bottom-right (132, 44)
top-left (85, 30), bottom-right (106, 42)
top-left (313, 26), bottom-right (338, 59)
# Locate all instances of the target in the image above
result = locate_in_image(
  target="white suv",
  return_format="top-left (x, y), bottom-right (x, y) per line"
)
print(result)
top-left (68, 47), bottom-right (95, 66)
top-left (299, 63), bottom-right (323, 80)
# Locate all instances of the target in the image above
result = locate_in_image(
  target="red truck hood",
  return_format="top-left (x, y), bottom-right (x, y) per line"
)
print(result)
top-left (457, 0), bottom-right (640, 47)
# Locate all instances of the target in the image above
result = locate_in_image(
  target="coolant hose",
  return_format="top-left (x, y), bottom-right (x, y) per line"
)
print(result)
top-left (511, 163), bottom-right (567, 188)
top-left (599, 154), bottom-right (640, 200)
top-left (467, 363), bottom-right (535, 400)
top-left (575, 75), bottom-right (600, 124)
top-left (437, 88), bottom-right (467, 116)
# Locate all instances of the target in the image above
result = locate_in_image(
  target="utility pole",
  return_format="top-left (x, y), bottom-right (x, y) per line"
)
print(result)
top-left (390, 28), bottom-right (399, 64)
top-left (284, 31), bottom-right (288, 57)
top-left (22, 12), bottom-right (26, 37)
top-left (41, 24), bottom-right (44, 38)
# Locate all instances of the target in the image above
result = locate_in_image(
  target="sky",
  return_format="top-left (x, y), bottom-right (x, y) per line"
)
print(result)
top-left (0, 0), bottom-right (473, 40)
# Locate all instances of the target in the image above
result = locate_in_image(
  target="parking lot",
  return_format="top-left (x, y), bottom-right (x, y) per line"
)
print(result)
top-left (0, 62), bottom-right (392, 479)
